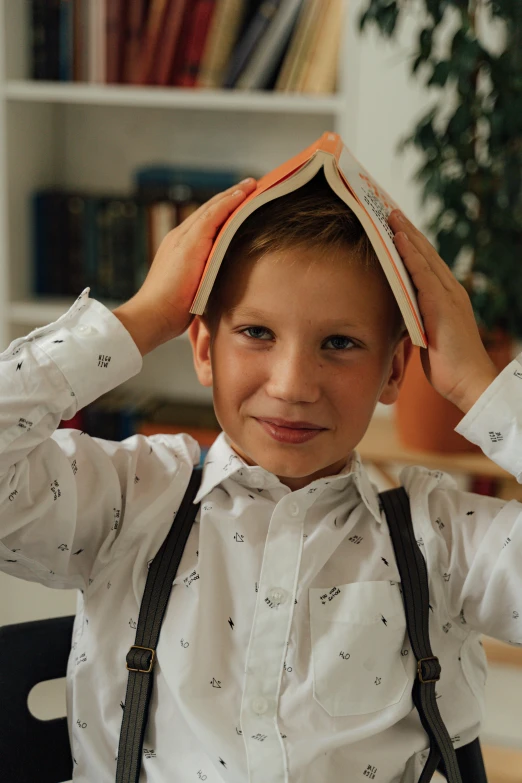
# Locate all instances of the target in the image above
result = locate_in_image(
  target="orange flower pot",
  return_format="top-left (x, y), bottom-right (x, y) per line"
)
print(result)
top-left (394, 329), bottom-right (513, 454)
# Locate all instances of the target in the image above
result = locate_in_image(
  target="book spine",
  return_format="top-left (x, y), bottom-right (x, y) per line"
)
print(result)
top-left (72, 0), bottom-right (84, 81)
top-left (175, 0), bottom-right (217, 88)
top-left (135, 0), bottom-right (170, 85)
top-left (109, 199), bottom-right (140, 301)
top-left (122, 200), bottom-right (142, 301)
top-left (44, 0), bottom-right (61, 80)
top-left (32, 191), bottom-right (49, 294)
top-left (99, 0), bottom-right (107, 82)
top-left (148, 202), bottom-right (176, 258)
top-left (134, 200), bottom-right (149, 290)
top-left (96, 199), bottom-right (113, 298)
top-left (154, 0), bottom-right (188, 86)
top-left (52, 192), bottom-right (71, 295)
top-left (294, 0), bottom-right (329, 91)
top-left (222, 0), bottom-right (281, 88)
top-left (83, 196), bottom-right (100, 298)
top-left (274, 0), bottom-right (315, 91)
top-left (236, 0), bottom-right (304, 90)
top-left (165, 1), bottom-right (198, 86)
top-left (196, 0), bottom-right (247, 88)
top-left (122, 0), bottom-right (147, 83)
top-left (59, 0), bottom-right (74, 81)
top-left (31, 0), bottom-right (49, 80)
top-left (300, 0), bottom-right (343, 94)
top-left (66, 193), bottom-right (87, 295)
top-left (106, 0), bottom-right (125, 83)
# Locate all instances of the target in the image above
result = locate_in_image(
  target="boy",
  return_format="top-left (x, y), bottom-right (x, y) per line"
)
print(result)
top-left (0, 171), bottom-right (519, 783)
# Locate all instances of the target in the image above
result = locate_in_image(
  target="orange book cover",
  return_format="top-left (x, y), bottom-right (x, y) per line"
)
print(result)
top-left (189, 131), bottom-right (427, 348)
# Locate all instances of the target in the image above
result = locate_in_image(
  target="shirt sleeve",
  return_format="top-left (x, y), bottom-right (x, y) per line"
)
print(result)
top-left (0, 288), bottom-right (182, 593)
top-left (425, 351), bottom-right (522, 642)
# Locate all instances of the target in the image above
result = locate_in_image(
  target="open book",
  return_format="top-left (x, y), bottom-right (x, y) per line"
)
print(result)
top-left (189, 131), bottom-right (427, 348)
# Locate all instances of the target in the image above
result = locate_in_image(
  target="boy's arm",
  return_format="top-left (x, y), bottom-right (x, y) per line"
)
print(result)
top-left (0, 288), bottom-right (152, 591)
top-left (385, 211), bottom-right (522, 643)
top-left (454, 351), bottom-right (522, 479)
top-left (0, 180), bottom-right (256, 593)
top-left (416, 352), bottom-right (522, 642)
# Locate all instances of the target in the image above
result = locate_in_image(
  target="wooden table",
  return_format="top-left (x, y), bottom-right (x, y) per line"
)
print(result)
top-left (358, 414), bottom-right (522, 501)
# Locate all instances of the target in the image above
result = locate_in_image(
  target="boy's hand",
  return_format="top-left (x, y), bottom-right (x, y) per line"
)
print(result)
top-left (114, 178), bottom-right (257, 355)
top-left (387, 209), bottom-right (499, 414)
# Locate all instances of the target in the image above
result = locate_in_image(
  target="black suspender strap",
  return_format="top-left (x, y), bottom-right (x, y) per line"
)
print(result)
top-left (379, 487), bottom-right (462, 783)
top-left (116, 465), bottom-right (203, 783)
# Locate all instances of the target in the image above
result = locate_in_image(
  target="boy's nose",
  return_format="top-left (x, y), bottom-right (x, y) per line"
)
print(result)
top-left (266, 352), bottom-right (321, 402)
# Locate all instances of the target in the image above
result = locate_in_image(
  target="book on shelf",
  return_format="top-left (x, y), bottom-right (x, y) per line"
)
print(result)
top-left (29, 0), bottom-right (342, 93)
top-left (31, 167), bottom-right (243, 302)
top-left (152, 0), bottom-right (190, 86)
top-left (60, 391), bottom-right (221, 464)
top-left (196, 0), bottom-right (248, 88)
top-left (295, 0), bottom-right (344, 94)
top-left (233, 0), bottom-right (307, 90)
top-left (189, 131), bottom-right (427, 349)
top-left (174, 0), bottom-right (218, 88)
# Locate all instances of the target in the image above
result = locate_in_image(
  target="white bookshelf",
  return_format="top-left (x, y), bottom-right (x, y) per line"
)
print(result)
top-left (0, 0), bottom-right (361, 625)
top-left (0, 0), bottom-right (359, 393)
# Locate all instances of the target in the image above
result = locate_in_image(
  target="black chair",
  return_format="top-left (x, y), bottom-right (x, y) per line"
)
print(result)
top-left (0, 615), bottom-right (75, 783)
top-left (0, 614), bottom-right (487, 783)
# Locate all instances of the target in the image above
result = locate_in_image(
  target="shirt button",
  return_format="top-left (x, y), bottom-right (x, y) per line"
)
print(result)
top-left (251, 697), bottom-right (268, 715)
top-left (76, 324), bottom-right (96, 335)
top-left (267, 587), bottom-right (287, 606)
top-left (289, 502), bottom-right (300, 517)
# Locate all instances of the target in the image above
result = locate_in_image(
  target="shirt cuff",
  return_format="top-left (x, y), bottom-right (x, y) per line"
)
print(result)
top-left (455, 351), bottom-right (522, 478)
top-left (8, 288), bottom-right (143, 411)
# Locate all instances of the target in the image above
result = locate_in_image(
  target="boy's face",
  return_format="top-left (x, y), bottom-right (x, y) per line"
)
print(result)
top-left (188, 245), bottom-right (412, 492)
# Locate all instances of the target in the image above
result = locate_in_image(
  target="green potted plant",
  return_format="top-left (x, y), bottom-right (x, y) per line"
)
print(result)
top-left (358, 0), bottom-right (522, 452)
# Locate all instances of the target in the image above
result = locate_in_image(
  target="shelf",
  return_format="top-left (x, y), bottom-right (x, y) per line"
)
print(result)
top-left (2, 81), bottom-right (343, 115)
top-left (8, 299), bottom-right (189, 341)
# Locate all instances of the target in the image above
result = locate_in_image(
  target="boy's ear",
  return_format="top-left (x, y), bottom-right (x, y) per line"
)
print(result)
top-left (187, 316), bottom-right (213, 388)
top-left (378, 334), bottom-right (413, 406)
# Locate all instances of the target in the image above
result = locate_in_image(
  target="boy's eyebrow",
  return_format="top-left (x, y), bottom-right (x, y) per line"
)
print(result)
top-left (225, 305), bottom-right (362, 328)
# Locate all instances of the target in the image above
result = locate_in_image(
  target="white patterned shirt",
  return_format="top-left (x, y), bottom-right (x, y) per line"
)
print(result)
top-left (1, 288), bottom-right (522, 783)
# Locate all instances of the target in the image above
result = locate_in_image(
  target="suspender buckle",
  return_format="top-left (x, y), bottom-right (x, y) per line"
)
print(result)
top-left (417, 656), bottom-right (441, 683)
top-left (126, 645), bottom-right (156, 673)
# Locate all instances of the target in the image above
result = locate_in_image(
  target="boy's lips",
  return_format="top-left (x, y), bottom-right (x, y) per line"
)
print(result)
top-left (256, 417), bottom-right (326, 430)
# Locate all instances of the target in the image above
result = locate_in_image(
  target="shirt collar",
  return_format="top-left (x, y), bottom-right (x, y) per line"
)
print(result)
top-left (193, 431), bottom-right (382, 524)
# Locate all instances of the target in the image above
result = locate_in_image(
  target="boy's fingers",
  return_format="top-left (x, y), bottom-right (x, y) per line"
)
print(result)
top-left (393, 231), bottom-right (447, 293)
top-left (177, 187), bottom-right (254, 254)
top-left (388, 210), bottom-right (456, 290)
top-left (176, 179), bottom-right (256, 238)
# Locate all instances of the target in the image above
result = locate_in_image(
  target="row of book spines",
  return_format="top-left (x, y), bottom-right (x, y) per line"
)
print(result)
top-left (32, 190), bottom-right (203, 301)
top-left (31, 0), bottom-right (340, 93)
top-left (31, 0), bottom-right (263, 87)
top-left (60, 407), bottom-right (220, 465)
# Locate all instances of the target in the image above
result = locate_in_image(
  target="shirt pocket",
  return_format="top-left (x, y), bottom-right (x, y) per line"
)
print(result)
top-left (309, 580), bottom-right (409, 717)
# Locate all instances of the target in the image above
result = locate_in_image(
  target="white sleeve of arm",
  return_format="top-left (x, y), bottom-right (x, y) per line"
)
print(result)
top-left (0, 288), bottom-right (146, 591)
top-left (426, 355), bottom-right (522, 641)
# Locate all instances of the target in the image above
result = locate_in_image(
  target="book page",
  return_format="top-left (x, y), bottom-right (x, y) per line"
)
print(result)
top-left (338, 146), bottom-right (425, 341)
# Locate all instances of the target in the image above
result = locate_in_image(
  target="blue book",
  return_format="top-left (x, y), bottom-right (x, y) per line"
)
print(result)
top-left (59, 0), bottom-right (74, 81)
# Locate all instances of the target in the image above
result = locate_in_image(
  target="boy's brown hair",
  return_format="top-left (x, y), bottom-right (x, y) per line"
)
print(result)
top-left (202, 170), bottom-right (406, 343)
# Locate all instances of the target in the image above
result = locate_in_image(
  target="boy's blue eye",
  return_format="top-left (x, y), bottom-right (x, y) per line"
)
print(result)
top-left (239, 326), bottom-right (357, 351)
